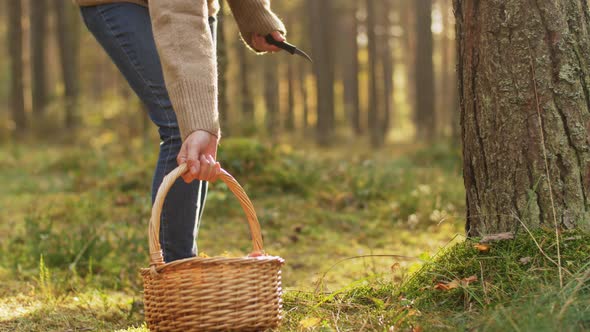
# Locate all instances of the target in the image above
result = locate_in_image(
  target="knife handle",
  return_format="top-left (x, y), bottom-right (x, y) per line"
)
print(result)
top-left (265, 34), bottom-right (296, 54)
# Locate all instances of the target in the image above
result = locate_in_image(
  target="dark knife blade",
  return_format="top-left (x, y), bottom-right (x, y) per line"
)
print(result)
top-left (265, 34), bottom-right (313, 63)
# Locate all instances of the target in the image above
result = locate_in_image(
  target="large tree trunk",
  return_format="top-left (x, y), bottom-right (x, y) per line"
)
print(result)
top-left (8, 0), bottom-right (26, 132)
top-left (455, 0), bottom-right (590, 236)
top-left (55, 0), bottom-right (81, 129)
top-left (309, 0), bottom-right (335, 146)
top-left (30, 0), bottom-right (49, 116)
top-left (415, 0), bottom-right (436, 141)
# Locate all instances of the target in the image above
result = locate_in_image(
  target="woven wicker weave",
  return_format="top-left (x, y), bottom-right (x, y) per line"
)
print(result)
top-left (141, 164), bottom-right (284, 331)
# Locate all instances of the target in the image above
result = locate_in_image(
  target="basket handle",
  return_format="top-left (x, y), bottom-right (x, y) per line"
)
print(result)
top-left (148, 163), bottom-right (264, 267)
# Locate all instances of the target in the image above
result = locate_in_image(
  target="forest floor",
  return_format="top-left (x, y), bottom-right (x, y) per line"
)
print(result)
top-left (0, 136), bottom-right (588, 331)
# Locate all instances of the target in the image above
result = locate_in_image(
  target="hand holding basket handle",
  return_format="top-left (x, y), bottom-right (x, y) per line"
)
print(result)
top-left (148, 163), bottom-right (264, 266)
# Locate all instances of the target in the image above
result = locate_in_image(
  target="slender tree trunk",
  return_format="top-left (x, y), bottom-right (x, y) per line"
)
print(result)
top-left (402, 0), bottom-right (417, 122)
top-left (380, 0), bottom-right (394, 142)
top-left (299, 63), bottom-right (309, 131)
top-left (448, 0), bottom-right (460, 143)
top-left (286, 62), bottom-right (295, 131)
top-left (8, 0), bottom-right (26, 132)
top-left (342, 3), bottom-right (362, 135)
top-left (30, 0), bottom-right (49, 116)
top-left (309, 0), bottom-right (335, 146)
top-left (217, 0), bottom-right (230, 136)
top-left (439, 0), bottom-right (450, 137)
top-left (264, 56), bottom-right (279, 138)
top-left (237, 41), bottom-right (255, 133)
top-left (367, 0), bottom-right (382, 147)
top-left (455, 0), bottom-right (590, 235)
top-left (55, 0), bottom-right (81, 129)
top-left (415, 0), bottom-right (436, 141)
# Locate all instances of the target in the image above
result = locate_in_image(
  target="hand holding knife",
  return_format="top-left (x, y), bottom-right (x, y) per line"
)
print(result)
top-left (264, 34), bottom-right (313, 63)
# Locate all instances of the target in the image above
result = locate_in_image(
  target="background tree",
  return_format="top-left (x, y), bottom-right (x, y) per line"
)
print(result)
top-left (309, 0), bottom-right (335, 146)
top-left (7, 0), bottom-right (26, 132)
top-left (285, 62), bottom-right (295, 132)
top-left (380, 0), bottom-right (393, 142)
top-left (237, 41), bottom-right (255, 133)
top-left (217, 0), bottom-right (230, 136)
top-left (366, 0), bottom-right (382, 147)
top-left (264, 55), bottom-right (280, 139)
top-left (455, 0), bottom-right (590, 235)
top-left (415, 0), bottom-right (436, 141)
top-left (30, 0), bottom-right (49, 117)
top-left (341, 2), bottom-right (361, 135)
top-left (0, 0), bottom-right (460, 148)
top-left (55, 0), bottom-right (81, 129)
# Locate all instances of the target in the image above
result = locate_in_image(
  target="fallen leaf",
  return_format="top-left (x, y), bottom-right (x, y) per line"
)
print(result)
top-left (474, 243), bottom-right (490, 253)
top-left (435, 276), bottom-right (477, 290)
top-left (461, 275), bottom-right (478, 285)
top-left (519, 257), bottom-right (532, 264)
top-left (434, 280), bottom-right (459, 290)
top-left (391, 262), bottom-right (401, 272)
top-left (115, 195), bottom-right (133, 206)
top-left (299, 317), bottom-right (321, 328)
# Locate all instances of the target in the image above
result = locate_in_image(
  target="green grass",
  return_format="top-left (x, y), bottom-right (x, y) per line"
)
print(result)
top-left (278, 229), bottom-right (590, 331)
top-left (2, 135), bottom-right (587, 331)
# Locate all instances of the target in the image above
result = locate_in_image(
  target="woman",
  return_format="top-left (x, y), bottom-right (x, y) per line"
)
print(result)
top-left (77, 0), bottom-right (286, 262)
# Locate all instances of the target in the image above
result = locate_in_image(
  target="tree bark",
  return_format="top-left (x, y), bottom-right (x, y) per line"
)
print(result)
top-left (8, 0), bottom-right (26, 132)
top-left (55, 0), bottom-right (81, 129)
top-left (415, 0), bottom-right (436, 141)
top-left (309, 0), bottom-right (335, 146)
top-left (455, 0), bottom-right (590, 235)
top-left (30, 0), bottom-right (49, 116)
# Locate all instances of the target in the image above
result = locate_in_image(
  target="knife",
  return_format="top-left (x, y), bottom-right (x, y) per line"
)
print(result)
top-left (265, 34), bottom-right (313, 63)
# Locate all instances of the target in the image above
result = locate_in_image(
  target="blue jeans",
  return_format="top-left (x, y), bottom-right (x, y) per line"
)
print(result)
top-left (81, 3), bottom-right (217, 262)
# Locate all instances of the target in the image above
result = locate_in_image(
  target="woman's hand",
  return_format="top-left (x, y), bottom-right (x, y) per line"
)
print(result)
top-left (251, 31), bottom-right (285, 53)
top-left (177, 130), bottom-right (221, 183)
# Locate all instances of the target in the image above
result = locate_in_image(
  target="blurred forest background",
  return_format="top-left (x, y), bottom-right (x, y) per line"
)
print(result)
top-left (1, 0), bottom-right (457, 146)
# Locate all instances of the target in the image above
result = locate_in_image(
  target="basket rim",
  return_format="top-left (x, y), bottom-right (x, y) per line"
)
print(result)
top-left (141, 255), bottom-right (285, 275)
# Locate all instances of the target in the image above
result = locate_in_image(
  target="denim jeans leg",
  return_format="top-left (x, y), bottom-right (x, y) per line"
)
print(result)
top-left (80, 3), bottom-right (215, 262)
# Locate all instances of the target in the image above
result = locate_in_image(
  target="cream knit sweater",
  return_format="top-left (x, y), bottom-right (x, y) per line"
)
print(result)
top-left (76, 0), bottom-right (286, 139)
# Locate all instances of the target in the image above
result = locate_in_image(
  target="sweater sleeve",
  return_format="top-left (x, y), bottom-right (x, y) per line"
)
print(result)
top-left (149, 0), bottom-right (220, 140)
top-left (226, 0), bottom-right (286, 53)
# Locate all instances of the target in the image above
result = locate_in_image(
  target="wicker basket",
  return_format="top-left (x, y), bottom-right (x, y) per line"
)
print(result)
top-left (141, 164), bottom-right (285, 331)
